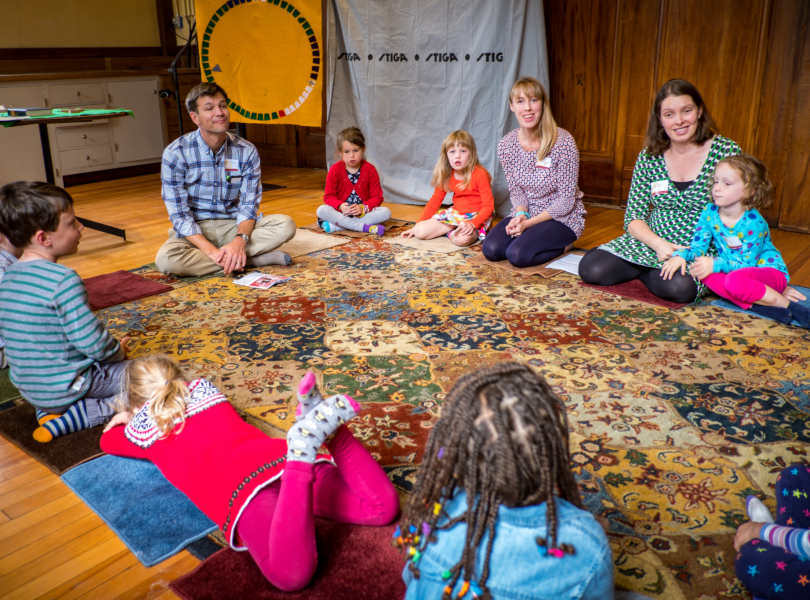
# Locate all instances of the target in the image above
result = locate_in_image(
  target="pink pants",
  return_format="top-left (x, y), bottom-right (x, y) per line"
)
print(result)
top-left (235, 425), bottom-right (400, 591)
top-left (702, 267), bottom-right (787, 309)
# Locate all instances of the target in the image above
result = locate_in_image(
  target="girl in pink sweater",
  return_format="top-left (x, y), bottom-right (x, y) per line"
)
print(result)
top-left (318, 127), bottom-right (391, 235)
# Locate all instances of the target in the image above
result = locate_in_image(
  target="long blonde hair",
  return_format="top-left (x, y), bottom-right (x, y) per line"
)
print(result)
top-left (118, 356), bottom-right (190, 437)
top-left (431, 130), bottom-right (491, 192)
top-left (509, 76), bottom-right (558, 161)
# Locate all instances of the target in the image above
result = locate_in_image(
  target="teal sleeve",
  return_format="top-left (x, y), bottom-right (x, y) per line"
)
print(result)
top-left (54, 272), bottom-right (120, 362)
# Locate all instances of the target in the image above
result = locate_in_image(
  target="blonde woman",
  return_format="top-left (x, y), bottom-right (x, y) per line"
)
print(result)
top-left (482, 76), bottom-right (585, 267)
top-left (401, 130), bottom-right (494, 247)
top-left (101, 356), bottom-right (398, 592)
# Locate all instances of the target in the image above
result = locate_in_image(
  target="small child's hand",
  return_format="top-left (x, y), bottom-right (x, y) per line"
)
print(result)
top-left (734, 521), bottom-right (764, 552)
top-left (120, 336), bottom-right (131, 359)
top-left (339, 202), bottom-right (351, 214)
top-left (785, 286), bottom-right (807, 303)
top-left (401, 228), bottom-right (415, 238)
top-left (660, 256), bottom-right (687, 280)
top-left (688, 256), bottom-right (714, 280)
top-left (104, 411), bottom-right (133, 432)
top-left (456, 220), bottom-right (476, 237)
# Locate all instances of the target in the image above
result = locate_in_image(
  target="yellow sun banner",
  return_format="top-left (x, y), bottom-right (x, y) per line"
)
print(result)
top-left (195, 0), bottom-right (323, 126)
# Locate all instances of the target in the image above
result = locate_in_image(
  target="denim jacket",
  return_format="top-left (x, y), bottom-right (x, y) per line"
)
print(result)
top-left (403, 491), bottom-right (613, 600)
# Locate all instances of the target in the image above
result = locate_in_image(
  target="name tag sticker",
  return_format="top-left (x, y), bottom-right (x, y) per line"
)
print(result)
top-left (72, 375), bottom-right (86, 392)
top-left (651, 180), bottom-right (669, 195)
top-left (536, 156), bottom-right (552, 169)
top-left (723, 235), bottom-right (743, 248)
top-left (224, 159), bottom-right (240, 173)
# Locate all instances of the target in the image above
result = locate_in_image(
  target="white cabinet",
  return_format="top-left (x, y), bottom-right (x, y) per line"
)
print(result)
top-left (108, 80), bottom-right (164, 164)
top-left (0, 77), bottom-right (166, 187)
top-left (0, 85), bottom-right (48, 185)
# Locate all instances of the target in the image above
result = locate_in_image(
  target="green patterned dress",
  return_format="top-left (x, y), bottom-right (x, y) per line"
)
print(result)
top-left (599, 135), bottom-right (741, 293)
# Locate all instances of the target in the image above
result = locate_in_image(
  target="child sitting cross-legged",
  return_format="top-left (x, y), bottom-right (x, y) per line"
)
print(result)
top-left (318, 126), bottom-right (391, 235)
top-left (662, 154), bottom-right (809, 326)
top-left (401, 130), bottom-right (495, 247)
top-left (734, 465), bottom-right (810, 600)
top-left (398, 362), bottom-right (613, 600)
top-left (101, 357), bottom-right (399, 592)
top-left (0, 182), bottom-right (130, 442)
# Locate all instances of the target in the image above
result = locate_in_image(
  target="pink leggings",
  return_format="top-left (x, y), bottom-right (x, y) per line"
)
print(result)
top-left (235, 425), bottom-right (400, 591)
top-left (702, 267), bottom-right (787, 309)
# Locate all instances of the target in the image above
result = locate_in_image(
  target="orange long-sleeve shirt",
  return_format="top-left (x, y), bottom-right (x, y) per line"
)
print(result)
top-left (418, 166), bottom-right (495, 228)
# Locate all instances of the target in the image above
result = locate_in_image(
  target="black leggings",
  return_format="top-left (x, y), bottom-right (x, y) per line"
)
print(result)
top-left (482, 217), bottom-right (578, 268)
top-left (578, 248), bottom-right (698, 304)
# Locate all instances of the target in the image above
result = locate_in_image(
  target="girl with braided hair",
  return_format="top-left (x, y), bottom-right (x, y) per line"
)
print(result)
top-left (398, 362), bottom-right (612, 600)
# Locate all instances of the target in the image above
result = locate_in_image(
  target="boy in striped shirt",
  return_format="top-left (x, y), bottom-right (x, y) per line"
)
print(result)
top-left (0, 182), bottom-right (130, 442)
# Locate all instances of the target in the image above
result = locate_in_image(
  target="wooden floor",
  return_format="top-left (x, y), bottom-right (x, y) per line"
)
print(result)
top-left (2, 167), bottom-right (809, 599)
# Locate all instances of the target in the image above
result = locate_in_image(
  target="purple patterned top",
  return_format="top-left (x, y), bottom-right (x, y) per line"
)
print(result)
top-left (497, 127), bottom-right (586, 237)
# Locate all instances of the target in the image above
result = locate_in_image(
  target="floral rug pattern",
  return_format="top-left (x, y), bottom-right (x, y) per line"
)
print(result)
top-left (98, 238), bottom-right (810, 599)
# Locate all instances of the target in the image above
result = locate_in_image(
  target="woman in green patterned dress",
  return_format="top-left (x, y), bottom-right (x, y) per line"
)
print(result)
top-left (579, 79), bottom-right (741, 303)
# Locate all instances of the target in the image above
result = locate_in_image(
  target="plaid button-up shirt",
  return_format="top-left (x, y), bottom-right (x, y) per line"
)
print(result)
top-left (161, 129), bottom-right (263, 238)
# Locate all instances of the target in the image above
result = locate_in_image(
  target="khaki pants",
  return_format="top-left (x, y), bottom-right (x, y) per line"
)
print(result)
top-left (155, 214), bottom-right (296, 276)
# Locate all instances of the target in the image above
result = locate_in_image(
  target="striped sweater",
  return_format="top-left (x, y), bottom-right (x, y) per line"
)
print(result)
top-left (760, 523), bottom-right (810, 559)
top-left (0, 260), bottom-right (122, 409)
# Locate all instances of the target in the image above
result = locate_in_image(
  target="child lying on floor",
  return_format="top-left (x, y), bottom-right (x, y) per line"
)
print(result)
top-left (101, 356), bottom-right (399, 592)
top-left (0, 182), bottom-right (129, 442)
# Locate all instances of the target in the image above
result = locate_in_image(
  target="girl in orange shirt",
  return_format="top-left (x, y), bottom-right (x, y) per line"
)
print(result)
top-left (401, 130), bottom-right (494, 247)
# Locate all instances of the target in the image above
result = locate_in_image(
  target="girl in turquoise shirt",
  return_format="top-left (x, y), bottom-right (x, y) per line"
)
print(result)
top-left (662, 154), bottom-right (809, 327)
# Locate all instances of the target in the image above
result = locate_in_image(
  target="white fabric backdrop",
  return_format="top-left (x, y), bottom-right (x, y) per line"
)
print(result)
top-left (325, 0), bottom-right (548, 216)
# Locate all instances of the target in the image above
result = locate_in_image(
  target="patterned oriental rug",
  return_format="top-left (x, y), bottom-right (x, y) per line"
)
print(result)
top-left (95, 238), bottom-right (810, 600)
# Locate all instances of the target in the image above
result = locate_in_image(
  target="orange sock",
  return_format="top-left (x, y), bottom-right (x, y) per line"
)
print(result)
top-left (33, 427), bottom-right (54, 443)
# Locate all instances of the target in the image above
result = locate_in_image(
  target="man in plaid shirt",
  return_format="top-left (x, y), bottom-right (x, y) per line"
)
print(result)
top-left (155, 83), bottom-right (296, 276)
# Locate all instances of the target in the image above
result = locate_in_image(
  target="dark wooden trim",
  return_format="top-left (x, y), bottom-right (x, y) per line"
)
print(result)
top-left (0, 47), bottom-right (162, 60)
top-left (63, 162), bottom-right (161, 188)
top-left (156, 0), bottom-right (177, 57)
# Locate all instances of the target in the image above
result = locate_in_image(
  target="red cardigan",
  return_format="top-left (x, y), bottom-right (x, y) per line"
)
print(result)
top-left (100, 379), bottom-right (330, 550)
top-left (323, 160), bottom-right (384, 210)
top-left (418, 166), bottom-right (495, 228)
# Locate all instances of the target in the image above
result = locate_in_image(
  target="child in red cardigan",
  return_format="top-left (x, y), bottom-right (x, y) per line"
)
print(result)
top-left (318, 127), bottom-right (391, 235)
top-left (401, 130), bottom-right (495, 247)
top-left (101, 357), bottom-right (399, 592)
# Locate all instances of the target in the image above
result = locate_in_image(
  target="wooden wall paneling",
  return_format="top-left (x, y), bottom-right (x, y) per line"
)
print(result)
top-left (655, 0), bottom-right (767, 151)
top-left (254, 125), bottom-right (299, 168)
top-left (160, 72), bottom-right (201, 143)
top-left (545, 0), bottom-right (620, 204)
top-left (751, 0), bottom-right (806, 224)
top-left (298, 126), bottom-right (327, 169)
top-left (778, 7), bottom-right (810, 232)
top-left (155, 0), bottom-right (177, 57)
top-left (612, 0), bottom-right (662, 205)
top-left (0, 58), bottom-right (106, 75)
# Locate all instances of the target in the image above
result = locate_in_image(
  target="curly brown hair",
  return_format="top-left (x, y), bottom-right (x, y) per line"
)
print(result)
top-left (645, 79), bottom-right (716, 156)
top-left (714, 154), bottom-right (774, 210)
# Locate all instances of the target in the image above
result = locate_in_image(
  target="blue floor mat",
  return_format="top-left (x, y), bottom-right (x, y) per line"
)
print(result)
top-left (62, 455), bottom-right (217, 567)
top-left (711, 285), bottom-right (810, 326)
